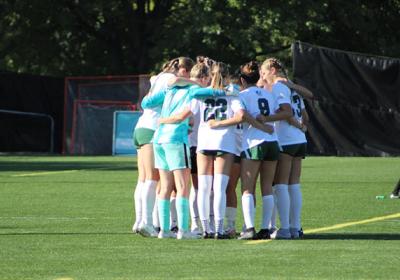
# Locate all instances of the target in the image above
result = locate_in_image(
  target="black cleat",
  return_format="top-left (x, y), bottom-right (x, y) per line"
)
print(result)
top-left (238, 227), bottom-right (256, 240)
top-left (256, 228), bottom-right (271, 240)
top-left (202, 232), bottom-right (213, 239)
top-left (214, 232), bottom-right (230, 239)
top-left (170, 226), bottom-right (179, 233)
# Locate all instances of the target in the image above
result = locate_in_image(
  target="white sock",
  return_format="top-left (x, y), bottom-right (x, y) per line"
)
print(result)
top-left (242, 193), bottom-right (254, 229)
top-left (209, 190), bottom-right (215, 233)
top-left (134, 181), bottom-right (144, 226)
top-left (289, 183), bottom-right (302, 229)
top-left (152, 197), bottom-right (159, 228)
top-left (225, 207), bottom-right (237, 230)
top-left (274, 184), bottom-right (290, 229)
top-left (269, 191), bottom-right (277, 229)
top-left (261, 195), bottom-right (274, 229)
top-left (170, 196), bottom-right (177, 229)
top-left (189, 186), bottom-right (199, 228)
top-left (141, 180), bottom-right (157, 226)
top-left (197, 175), bottom-right (213, 231)
top-left (213, 174), bottom-right (229, 233)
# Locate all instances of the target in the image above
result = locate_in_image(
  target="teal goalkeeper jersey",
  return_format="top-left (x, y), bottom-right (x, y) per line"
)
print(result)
top-left (141, 85), bottom-right (225, 144)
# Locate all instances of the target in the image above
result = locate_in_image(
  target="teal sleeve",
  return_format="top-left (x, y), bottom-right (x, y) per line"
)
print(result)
top-left (141, 90), bottom-right (166, 108)
top-left (190, 87), bottom-right (225, 99)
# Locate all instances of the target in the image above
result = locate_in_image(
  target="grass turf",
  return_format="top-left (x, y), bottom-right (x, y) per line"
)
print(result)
top-left (0, 156), bottom-right (399, 279)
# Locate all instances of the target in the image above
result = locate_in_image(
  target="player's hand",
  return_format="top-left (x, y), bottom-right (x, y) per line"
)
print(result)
top-left (256, 114), bottom-right (267, 123)
top-left (207, 119), bottom-right (219, 128)
top-left (225, 84), bottom-right (240, 96)
top-left (263, 124), bottom-right (274, 134)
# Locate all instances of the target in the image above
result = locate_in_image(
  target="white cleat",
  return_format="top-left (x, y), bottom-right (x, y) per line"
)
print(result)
top-left (274, 228), bottom-right (291, 239)
top-left (390, 193), bottom-right (399, 199)
top-left (158, 230), bottom-right (176, 239)
top-left (139, 224), bottom-right (158, 238)
top-left (177, 230), bottom-right (201, 240)
top-left (132, 222), bottom-right (140, 234)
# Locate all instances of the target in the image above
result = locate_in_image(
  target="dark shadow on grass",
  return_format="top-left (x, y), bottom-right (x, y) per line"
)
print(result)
top-left (0, 232), bottom-right (133, 236)
top-left (304, 233), bottom-right (400, 240)
top-left (0, 161), bottom-right (137, 172)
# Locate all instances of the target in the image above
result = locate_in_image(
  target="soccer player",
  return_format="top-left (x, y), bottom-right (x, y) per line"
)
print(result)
top-left (236, 61), bottom-right (292, 240)
top-left (141, 62), bottom-right (236, 239)
top-left (260, 57), bottom-right (307, 239)
top-left (133, 57), bottom-right (194, 237)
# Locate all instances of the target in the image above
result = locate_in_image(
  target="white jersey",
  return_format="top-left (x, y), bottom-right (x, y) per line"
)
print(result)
top-left (196, 95), bottom-right (244, 156)
top-left (276, 90), bottom-right (307, 145)
top-left (240, 86), bottom-right (289, 150)
top-left (188, 99), bottom-right (200, 147)
top-left (135, 72), bottom-right (175, 131)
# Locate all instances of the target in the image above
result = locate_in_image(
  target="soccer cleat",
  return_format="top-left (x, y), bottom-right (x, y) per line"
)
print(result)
top-left (390, 193), bottom-right (399, 199)
top-left (154, 226), bottom-right (161, 234)
top-left (256, 228), bottom-right (271, 240)
top-left (202, 232), bottom-right (213, 239)
top-left (190, 227), bottom-right (202, 236)
top-left (132, 222), bottom-right (140, 234)
top-left (177, 230), bottom-right (201, 240)
top-left (290, 227), bottom-right (302, 239)
top-left (224, 228), bottom-right (237, 239)
top-left (139, 224), bottom-right (158, 238)
top-left (238, 227), bottom-right (256, 240)
top-left (274, 228), bottom-right (291, 239)
top-left (158, 230), bottom-right (176, 239)
top-left (214, 232), bottom-right (230, 239)
top-left (170, 226), bottom-right (179, 233)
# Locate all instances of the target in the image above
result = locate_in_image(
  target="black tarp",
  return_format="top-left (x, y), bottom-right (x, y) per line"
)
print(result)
top-left (0, 71), bottom-right (64, 153)
top-left (292, 41), bottom-right (400, 156)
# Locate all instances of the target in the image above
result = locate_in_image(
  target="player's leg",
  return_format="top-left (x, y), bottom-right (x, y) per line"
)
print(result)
top-left (238, 157), bottom-right (260, 240)
top-left (289, 156), bottom-right (303, 238)
top-left (189, 147), bottom-right (201, 234)
top-left (170, 188), bottom-right (178, 232)
top-left (138, 143), bottom-right (159, 237)
top-left (225, 158), bottom-right (240, 237)
top-left (132, 147), bottom-right (145, 233)
top-left (213, 152), bottom-right (234, 239)
top-left (157, 169), bottom-right (175, 238)
top-left (272, 152), bottom-right (292, 239)
top-left (196, 151), bottom-right (214, 238)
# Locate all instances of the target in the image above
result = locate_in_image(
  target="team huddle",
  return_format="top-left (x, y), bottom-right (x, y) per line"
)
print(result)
top-left (132, 56), bottom-right (312, 240)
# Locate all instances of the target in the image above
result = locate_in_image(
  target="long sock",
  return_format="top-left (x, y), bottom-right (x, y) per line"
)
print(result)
top-left (153, 197), bottom-right (160, 228)
top-left (242, 193), bottom-right (254, 229)
top-left (213, 174), bottom-right (229, 234)
top-left (269, 189), bottom-right (277, 229)
top-left (288, 184), bottom-right (302, 229)
top-left (133, 181), bottom-right (144, 226)
top-left (170, 196), bottom-right (177, 229)
top-left (197, 175), bottom-right (213, 232)
top-left (189, 187), bottom-right (199, 229)
top-left (209, 190), bottom-right (215, 233)
top-left (158, 199), bottom-right (170, 232)
top-left (141, 180), bottom-right (157, 226)
top-left (261, 195), bottom-right (274, 229)
top-left (176, 196), bottom-right (190, 232)
top-left (225, 207), bottom-right (237, 230)
top-left (274, 184), bottom-right (290, 229)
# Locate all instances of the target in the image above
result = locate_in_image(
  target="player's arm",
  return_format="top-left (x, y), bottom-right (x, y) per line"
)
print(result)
top-left (168, 77), bottom-right (202, 87)
top-left (257, 103), bottom-right (292, 123)
top-left (190, 85), bottom-right (239, 99)
top-left (141, 90), bottom-right (166, 109)
top-left (280, 80), bottom-right (314, 100)
top-left (287, 109), bottom-right (309, 133)
top-left (159, 108), bottom-right (193, 124)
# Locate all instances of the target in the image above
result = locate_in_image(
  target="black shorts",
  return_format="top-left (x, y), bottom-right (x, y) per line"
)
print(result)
top-left (281, 143), bottom-right (307, 158)
top-left (190, 146), bottom-right (197, 174)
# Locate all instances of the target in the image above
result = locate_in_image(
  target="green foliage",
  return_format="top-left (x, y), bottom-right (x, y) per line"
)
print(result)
top-left (0, 0), bottom-right (399, 76)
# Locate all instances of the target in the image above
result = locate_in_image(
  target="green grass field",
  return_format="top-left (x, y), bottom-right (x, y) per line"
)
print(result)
top-left (0, 156), bottom-right (399, 280)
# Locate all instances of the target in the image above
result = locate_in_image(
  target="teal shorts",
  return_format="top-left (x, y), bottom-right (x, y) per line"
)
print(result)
top-left (241, 141), bottom-right (280, 161)
top-left (133, 128), bottom-right (155, 149)
top-left (153, 143), bottom-right (191, 171)
top-left (281, 143), bottom-right (307, 158)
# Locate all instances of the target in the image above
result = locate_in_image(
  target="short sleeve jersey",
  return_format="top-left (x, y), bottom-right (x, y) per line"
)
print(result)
top-left (135, 72), bottom-right (175, 131)
top-left (239, 86), bottom-right (280, 150)
top-left (196, 95), bottom-right (244, 155)
top-left (275, 90), bottom-right (307, 145)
